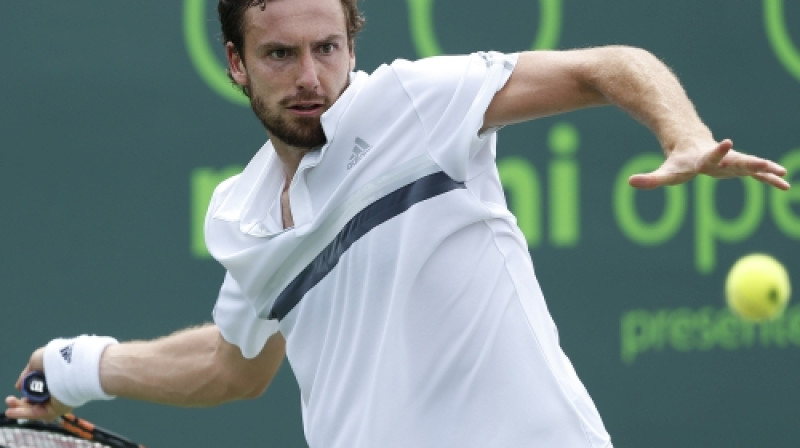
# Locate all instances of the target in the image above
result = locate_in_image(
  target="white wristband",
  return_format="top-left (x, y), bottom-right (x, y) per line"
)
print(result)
top-left (42, 335), bottom-right (119, 408)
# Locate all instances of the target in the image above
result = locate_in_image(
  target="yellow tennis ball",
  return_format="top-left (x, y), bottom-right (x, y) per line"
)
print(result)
top-left (725, 253), bottom-right (791, 322)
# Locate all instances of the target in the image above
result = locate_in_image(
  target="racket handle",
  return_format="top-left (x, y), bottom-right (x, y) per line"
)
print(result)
top-left (22, 371), bottom-right (51, 404)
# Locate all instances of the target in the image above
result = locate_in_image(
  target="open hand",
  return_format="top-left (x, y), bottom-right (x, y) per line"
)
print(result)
top-left (628, 139), bottom-right (790, 190)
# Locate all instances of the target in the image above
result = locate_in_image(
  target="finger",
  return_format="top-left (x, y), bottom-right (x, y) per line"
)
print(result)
top-left (628, 172), bottom-right (664, 190)
top-left (5, 396), bottom-right (61, 421)
top-left (717, 153), bottom-right (766, 173)
top-left (629, 167), bottom-right (695, 190)
top-left (770, 161), bottom-right (789, 177)
top-left (743, 158), bottom-right (786, 177)
top-left (752, 172), bottom-right (791, 191)
top-left (5, 396), bottom-right (35, 419)
top-left (15, 368), bottom-right (31, 391)
top-left (16, 348), bottom-right (46, 390)
top-left (5, 395), bottom-right (23, 409)
top-left (705, 139), bottom-right (734, 166)
top-left (716, 150), bottom-right (788, 178)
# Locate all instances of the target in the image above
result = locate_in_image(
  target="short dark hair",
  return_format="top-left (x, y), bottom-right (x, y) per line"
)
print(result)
top-left (218, 0), bottom-right (365, 94)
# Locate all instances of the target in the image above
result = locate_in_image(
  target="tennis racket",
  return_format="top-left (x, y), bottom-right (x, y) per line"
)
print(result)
top-left (0, 371), bottom-right (145, 448)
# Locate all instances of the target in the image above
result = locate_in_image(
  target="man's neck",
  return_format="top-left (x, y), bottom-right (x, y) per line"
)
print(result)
top-left (272, 140), bottom-right (313, 184)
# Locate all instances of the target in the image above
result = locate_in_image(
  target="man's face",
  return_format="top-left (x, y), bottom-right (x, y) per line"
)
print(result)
top-left (227, 0), bottom-right (355, 149)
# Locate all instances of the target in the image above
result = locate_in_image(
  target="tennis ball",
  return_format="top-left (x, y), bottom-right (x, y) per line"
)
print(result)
top-left (725, 253), bottom-right (791, 322)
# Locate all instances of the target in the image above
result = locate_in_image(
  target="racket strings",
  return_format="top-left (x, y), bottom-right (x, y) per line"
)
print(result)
top-left (0, 426), bottom-right (107, 448)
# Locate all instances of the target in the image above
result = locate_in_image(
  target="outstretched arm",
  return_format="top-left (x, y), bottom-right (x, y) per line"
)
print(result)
top-left (483, 46), bottom-right (790, 190)
top-left (5, 324), bottom-right (286, 420)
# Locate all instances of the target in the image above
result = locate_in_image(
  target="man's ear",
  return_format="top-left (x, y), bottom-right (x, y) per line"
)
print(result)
top-left (226, 42), bottom-right (248, 87)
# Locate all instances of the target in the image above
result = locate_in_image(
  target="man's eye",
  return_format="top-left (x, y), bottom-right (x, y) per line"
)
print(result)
top-left (270, 49), bottom-right (290, 59)
top-left (319, 43), bottom-right (335, 54)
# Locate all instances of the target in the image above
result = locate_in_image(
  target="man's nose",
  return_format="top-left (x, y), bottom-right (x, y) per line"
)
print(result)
top-left (296, 52), bottom-right (320, 92)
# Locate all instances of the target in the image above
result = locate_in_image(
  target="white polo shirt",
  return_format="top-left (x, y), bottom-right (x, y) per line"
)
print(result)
top-left (206, 52), bottom-right (613, 448)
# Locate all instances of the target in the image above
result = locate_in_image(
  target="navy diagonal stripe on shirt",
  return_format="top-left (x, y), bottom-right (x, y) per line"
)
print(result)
top-left (268, 171), bottom-right (465, 320)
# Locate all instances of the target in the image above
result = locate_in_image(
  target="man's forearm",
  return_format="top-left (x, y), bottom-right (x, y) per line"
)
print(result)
top-left (99, 324), bottom-right (284, 407)
top-left (584, 45), bottom-right (713, 153)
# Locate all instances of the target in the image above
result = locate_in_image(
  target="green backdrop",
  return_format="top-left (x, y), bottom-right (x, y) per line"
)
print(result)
top-left (2, 1), bottom-right (798, 446)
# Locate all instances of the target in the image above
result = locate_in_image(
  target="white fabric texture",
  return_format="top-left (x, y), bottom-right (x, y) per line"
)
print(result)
top-left (207, 52), bottom-right (613, 448)
top-left (42, 335), bottom-right (118, 408)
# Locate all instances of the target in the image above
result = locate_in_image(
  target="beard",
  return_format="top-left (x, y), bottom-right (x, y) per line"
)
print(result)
top-left (250, 94), bottom-right (328, 149)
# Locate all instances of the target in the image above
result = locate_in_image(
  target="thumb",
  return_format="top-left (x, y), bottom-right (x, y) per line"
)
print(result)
top-left (628, 171), bottom-right (666, 190)
top-left (628, 164), bottom-right (691, 189)
top-left (15, 348), bottom-right (45, 390)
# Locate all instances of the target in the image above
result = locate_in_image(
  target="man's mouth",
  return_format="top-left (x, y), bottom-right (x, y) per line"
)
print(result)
top-left (288, 102), bottom-right (325, 116)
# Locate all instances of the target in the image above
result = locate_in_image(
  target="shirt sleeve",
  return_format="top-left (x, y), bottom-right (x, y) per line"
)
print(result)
top-left (390, 51), bottom-right (518, 179)
top-left (213, 271), bottom-right (280, 359)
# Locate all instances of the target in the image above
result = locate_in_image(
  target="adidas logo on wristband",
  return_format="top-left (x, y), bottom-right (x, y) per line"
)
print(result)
top-left (43, 335), bottom-right (118, 407)
top-left (60, 343), bottom-right (74, 363)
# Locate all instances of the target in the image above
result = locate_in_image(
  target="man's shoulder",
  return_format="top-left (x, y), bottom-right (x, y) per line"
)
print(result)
top-left (206, 172), bottom-right (243, 219)
top-left (211, 173), bottom-right (242, 201)
top-left (359, 55), bottom-right (470, 83)
top-left (207, 142), bottom-right (280, 224)
top-left (381, 52), bottom-right (499, 89)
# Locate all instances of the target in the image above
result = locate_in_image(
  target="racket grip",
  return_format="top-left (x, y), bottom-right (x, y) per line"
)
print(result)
top-left (22, 371), bottom-right (51, 404)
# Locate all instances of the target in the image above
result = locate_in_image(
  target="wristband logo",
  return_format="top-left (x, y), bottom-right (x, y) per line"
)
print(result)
top-left (407, 0), bottom-right (563, 58)
top-left (60, 343), bottom-right (74, 363)
top-left (765, 0), bottom-right (800, 82)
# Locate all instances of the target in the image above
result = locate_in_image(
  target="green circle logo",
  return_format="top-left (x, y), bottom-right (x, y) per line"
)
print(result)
top-left (184, 0), bottom-right (249, 106)
top-left (185, 0), bottom-right (563, 104)
top-left (765, 0), bottom-right (800, 82)
top-left (407, 0), bottom-right (563, 58)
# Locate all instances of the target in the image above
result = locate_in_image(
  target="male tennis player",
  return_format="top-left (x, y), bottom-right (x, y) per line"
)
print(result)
top-left (7, 0), bottom-right (790, 447)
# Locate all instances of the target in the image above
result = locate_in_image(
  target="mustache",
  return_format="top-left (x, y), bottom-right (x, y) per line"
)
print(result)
top-left (277, 79), bottom-right (351, 107)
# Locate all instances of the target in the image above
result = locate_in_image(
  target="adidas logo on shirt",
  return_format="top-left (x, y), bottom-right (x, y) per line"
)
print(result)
top-left (347, 137), bottom-right (372, 170)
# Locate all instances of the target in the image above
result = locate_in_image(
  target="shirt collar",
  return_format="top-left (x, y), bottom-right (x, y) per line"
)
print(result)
top-left (313, 70), bottom-right (368, 161)
top-left (210, 70), bottom-right (369, 236)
